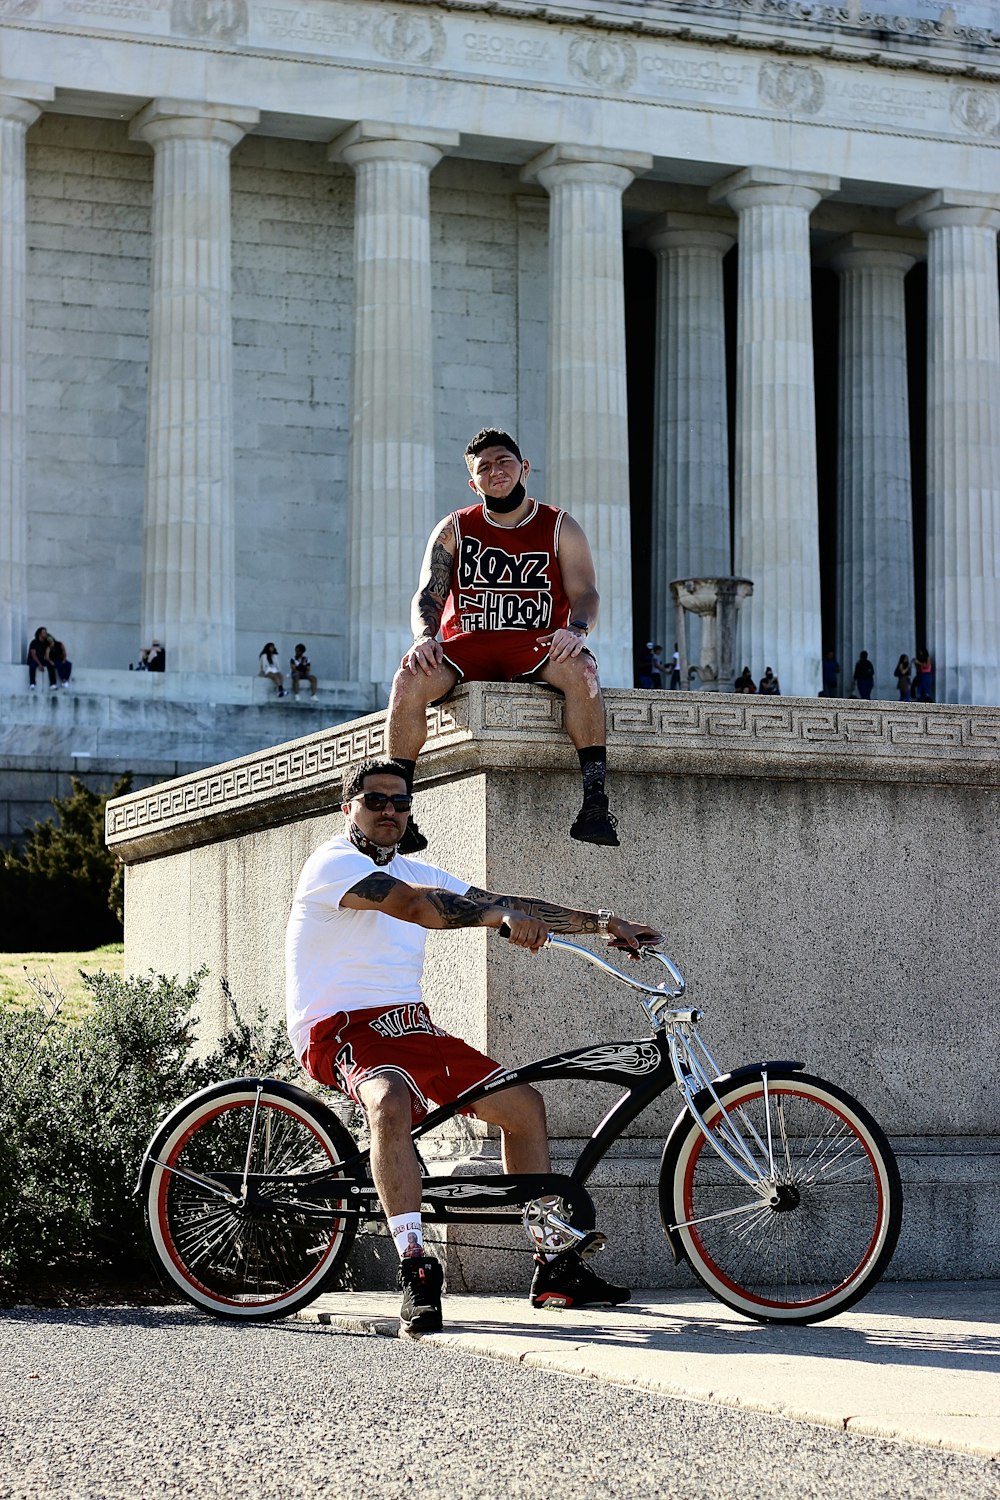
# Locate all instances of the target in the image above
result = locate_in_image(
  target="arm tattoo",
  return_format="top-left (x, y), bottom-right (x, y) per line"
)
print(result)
top-left (425, 889), bottom-right (499, 929)
top-left (413, 525), bottom-right (454, 638)
top-left (462, 886), bottom-right (601, 935)
top-left (347, 873), bottom-right (398, 905)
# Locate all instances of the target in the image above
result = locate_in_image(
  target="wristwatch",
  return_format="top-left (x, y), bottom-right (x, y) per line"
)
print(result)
top-left (596, 909), bottom-right (615, 933)
top-left (569, 619), bottom-right (590, 637)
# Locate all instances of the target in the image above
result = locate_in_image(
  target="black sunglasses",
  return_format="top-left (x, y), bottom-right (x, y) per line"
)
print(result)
top-left (355, 792), bottom-right (413, 812)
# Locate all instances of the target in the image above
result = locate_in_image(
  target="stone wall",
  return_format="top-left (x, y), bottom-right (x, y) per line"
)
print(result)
top-left (107, 686), bottom-right (1000, 1287)
top-left (22, 119), bottom-right (544, 678)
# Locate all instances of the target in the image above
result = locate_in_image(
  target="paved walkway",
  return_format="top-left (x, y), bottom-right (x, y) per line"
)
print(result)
top-left (299, 1280), bottom-right (1000, 1460)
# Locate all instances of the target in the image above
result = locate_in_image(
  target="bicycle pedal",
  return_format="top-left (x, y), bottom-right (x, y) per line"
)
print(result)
top-left (576, 1231), bottom-right (607, 1259)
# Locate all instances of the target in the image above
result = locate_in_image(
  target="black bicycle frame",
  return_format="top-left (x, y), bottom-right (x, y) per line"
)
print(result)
top-left (232, 1030), bottom-right (682, 1228)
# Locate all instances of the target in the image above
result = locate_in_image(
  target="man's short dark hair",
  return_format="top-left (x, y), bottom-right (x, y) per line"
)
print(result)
top-left (342, 759), bottom-right (410, 802)
top-left (465, 427), bottom-right (522, 471)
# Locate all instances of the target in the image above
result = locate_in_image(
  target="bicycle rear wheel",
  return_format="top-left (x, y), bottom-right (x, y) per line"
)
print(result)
top-left (660, 1068), bottom-right (901, 1324)
top-left (144, 1080), bottom-right (361, 1320)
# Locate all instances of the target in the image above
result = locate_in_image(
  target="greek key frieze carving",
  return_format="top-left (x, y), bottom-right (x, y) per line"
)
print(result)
top-left (425, 702), bottom-right (464, 741)
top-left (481, 693), bottom-right (563, 733)
top-left (372, 10), bottom-right (445, 66)
top-left (759, 60), bottom-right (825, 114)
top-left (170, 0), bottom-right (247, 41)
top-left (106, 721), bottom-right (389, 839)
top-left (107, 692), bottom-right (1000, 847)
top-left (602, 696), bottom-right (1000, 756)
top-left (568, 36), bottom-right (637, 91)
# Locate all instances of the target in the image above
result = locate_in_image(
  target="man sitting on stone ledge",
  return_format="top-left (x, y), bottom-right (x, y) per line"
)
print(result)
top-left (386, 426), bottom-right (620, 853)
top-left (285, 758), bottom-right (662, 1337)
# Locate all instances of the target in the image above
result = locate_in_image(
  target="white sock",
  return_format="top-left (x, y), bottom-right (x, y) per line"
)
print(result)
top-left (388, 1212), bottom-right (424, 1260)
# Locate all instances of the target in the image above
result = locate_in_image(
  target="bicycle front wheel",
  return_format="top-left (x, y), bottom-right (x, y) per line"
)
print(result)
top-left (661, 1068), bottom-right (902, 1324)
top-left (144, 1080), bottom-right (361, 1321)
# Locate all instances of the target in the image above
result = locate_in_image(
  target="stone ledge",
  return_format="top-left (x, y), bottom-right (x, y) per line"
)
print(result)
top-left (0, 664), bottom-right (375, 708)
top-left (105, 684), bottom-right (1000, 862)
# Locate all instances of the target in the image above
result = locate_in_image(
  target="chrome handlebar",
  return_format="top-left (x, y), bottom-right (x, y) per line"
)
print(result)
top-left (544, 936), bottom-right (685, 998)
top-left (543, 936), bottom-right (695, 1031)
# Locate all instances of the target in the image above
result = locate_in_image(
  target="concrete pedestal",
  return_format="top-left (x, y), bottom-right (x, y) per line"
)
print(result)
top-left (108, 685), bottom-right (1000, 1287)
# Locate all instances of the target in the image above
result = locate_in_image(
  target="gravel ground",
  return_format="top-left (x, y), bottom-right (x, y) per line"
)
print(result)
top-left (1, 1307), bottom-right (998, 1500)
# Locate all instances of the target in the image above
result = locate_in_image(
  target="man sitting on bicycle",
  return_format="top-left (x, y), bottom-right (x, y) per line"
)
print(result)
top-left (285, 758), bottom-right (662, 1336)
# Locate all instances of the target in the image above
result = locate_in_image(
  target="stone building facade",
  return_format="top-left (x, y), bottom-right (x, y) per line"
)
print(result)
top-left (1, 0), bottom-right (1000, 713)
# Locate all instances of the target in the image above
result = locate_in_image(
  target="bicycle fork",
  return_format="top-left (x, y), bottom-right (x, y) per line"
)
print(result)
top-left (666, 1026), bottom-right (804, 1206)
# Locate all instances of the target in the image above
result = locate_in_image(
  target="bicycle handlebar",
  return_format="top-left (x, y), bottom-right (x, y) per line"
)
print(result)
top-left (544, 935), bottom-right (686, 999)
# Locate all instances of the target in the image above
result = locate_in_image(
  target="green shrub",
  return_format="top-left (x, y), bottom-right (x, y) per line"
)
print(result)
top-left (1, 776), bottom-right (131, 951)
top-left (0, 966), bottom-right (297, 1293)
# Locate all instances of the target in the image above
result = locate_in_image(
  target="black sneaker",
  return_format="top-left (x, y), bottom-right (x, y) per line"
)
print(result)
top-left (569, 792), bottom-right (620, 847)
top-left (398, 818), bottom-right (428, 854)
top-left (530, 1248), bottom-right (630, 1310)
top-left (397, 1255), bottom-right (443, 1335)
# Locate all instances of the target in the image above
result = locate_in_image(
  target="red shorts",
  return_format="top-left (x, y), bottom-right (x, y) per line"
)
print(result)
top-left (438, 629), bottom-right (552, 691)
top-left (304, 1002), bottom-right (504, 1124)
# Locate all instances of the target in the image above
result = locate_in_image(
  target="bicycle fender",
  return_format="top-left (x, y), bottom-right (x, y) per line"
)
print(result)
top-left (657, 1061), bottom-right (805, 1265)
top-left (134, 1076), bottom-right (341, 1195)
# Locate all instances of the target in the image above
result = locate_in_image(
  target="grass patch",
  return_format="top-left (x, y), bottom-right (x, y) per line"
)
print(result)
top-left (0, 944), bottom-right (124, 1020)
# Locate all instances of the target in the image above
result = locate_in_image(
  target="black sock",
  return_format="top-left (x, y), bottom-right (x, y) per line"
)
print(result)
top-left (577, 747), bottom-right (606, 800)
top-left (393, 757), bottom-right (417, 793)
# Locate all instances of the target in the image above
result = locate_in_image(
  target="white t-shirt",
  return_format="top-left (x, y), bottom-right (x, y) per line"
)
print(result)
top-left (285, 833), bottom-right (470, 1062)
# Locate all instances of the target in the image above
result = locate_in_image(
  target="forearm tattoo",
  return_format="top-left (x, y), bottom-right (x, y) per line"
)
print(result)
top-left (462, 886), bottom-right (601, 934)
top-left (347, 873), bottom-right (398, 904)
top-left (424, 889), bottom-right (500, 928)
top-left (412, 526), bottom-right (454, 638)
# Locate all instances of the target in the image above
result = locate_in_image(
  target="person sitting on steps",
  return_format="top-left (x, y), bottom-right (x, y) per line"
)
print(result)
top-left (258, 642), bottom-right (286, 697)
top-left (387, 426), bottom-right (620, 855)
top-left (289, 643), bottom-right (318, 699)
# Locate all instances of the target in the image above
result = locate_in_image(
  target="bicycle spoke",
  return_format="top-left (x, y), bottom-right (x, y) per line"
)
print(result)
top-left (674, 1076), bottom-right (899, 1321)
top-left (670, 1198), bottom-right (772, 1232)
top-left (149, 1092), bottom-right (357, 1312)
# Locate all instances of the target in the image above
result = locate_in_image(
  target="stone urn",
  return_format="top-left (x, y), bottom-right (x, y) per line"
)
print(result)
top-left (669, 577), bottom-right (753, 693)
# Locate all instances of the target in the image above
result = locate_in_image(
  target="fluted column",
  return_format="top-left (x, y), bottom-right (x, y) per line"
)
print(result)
top-left (129, 100), bottom-right (258, 676)
top-left (898, 190), bottom-right (1000, 705)
top-left (0, 83), bottom-right (52, 666)
top-left (827, 235), bottom-right (918, 701)
top-left (639, 214), bottom-right (734, 654)
top-left (523, 145), bottom-right (652, 687)
top-left (331, 122), bottom-right (458, 688)
top-left (710, 168), bottom-right (838, 696)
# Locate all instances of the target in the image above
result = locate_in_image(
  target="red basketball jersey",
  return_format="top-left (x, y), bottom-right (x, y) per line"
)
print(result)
top-left (441, 500), bottom-right (571, 637)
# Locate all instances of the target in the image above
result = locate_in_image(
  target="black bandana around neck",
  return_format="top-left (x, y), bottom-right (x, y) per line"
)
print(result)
top-left (483, 466), bottom-right (526, 516)
top-left (347, 819), bottom-right (397, 866)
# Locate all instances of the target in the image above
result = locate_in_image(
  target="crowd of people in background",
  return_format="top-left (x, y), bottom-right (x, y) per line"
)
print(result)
top-left (635, 639), bottom-right (936, 703)
top-left (821, 649), bottom-right (935, 702)
top-left (22, 623), bottom-right (934, 707)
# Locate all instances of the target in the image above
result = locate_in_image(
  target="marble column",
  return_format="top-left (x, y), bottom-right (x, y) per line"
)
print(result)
top-left (827, 235), bottom-right (919, 702)
top-left (331, 122), bottom-right (458, 689)
top-left (710, 168), bottom-right (838, 697)
top-left (523, 145), bottom-right (652, 688)
top-left (0, 83), bottom-right (52, 667)
top-left (130, 100), bottom-right (258, 676)
top-left (639, 214), bottom-right (734, 660)
top-left (898, 190), bottom-right (1000, 705)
